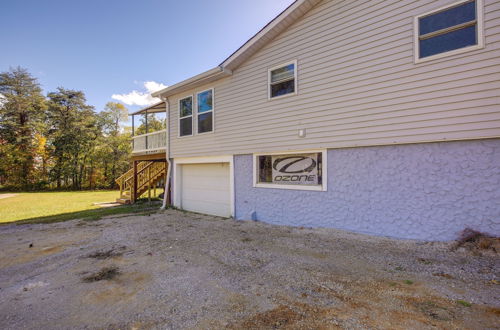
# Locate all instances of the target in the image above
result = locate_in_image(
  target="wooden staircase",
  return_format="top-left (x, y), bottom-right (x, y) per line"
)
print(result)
top-left (116, 161), bottom-right (167, 204)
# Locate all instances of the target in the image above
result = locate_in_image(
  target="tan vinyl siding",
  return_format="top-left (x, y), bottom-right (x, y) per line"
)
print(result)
top-left (168, 0), bottom-right (500, 158)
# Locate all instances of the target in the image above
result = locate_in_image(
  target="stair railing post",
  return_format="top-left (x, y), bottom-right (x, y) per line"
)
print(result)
top-left (148, 165), bottom-right (151, 203)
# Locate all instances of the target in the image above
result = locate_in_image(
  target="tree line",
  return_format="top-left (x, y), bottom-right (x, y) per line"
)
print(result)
top-left (0, 67), bottom-right (134, 190)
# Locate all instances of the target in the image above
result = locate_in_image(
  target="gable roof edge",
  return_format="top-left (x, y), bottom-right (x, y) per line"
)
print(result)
top-left (220, 0), bottom-right (322, 71)
top-left (152, 0), bottom-right (321, 99)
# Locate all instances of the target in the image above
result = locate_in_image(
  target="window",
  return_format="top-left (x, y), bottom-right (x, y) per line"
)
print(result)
top-left (415, 0), bottom-right (484, 62)
top-left (268, 60), bottom-right (297, 99)
top-left (179, 96), bottom-right (193, 137)
top-left (197, 89), bottom-right (213, 134)
top-left (254, 151), bottom-right (326, 191)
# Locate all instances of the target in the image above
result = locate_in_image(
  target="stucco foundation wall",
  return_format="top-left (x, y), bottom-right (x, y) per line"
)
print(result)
top-left (234, 139), bottom-right (500, 241)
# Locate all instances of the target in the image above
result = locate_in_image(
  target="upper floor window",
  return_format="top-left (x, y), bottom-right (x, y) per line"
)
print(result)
top-left (197, 89), bottom-right (213, 134)
top-left (179, 96), bottom-right (193, 137)
top-left (268, 60), bottom-right (297, 99)
top-left (415, 0), bottom-right (484, 62)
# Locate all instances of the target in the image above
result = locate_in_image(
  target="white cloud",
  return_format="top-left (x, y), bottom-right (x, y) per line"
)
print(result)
top-left (112, 81), bottom-right (167, 106)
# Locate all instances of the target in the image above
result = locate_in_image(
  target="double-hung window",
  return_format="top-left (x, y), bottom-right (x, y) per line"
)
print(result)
top-left (415, 0), bottom-right (483, 62)
top-left (179, 96), bottom-right (193, 137)
top-left (197, 89), bottom-right (213, 134)
top-left (268, 60), bottom-right (297, 99)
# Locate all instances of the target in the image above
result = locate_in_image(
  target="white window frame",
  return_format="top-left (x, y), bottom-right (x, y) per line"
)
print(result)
top-left (178, 95), bottom-right (193, 138)
top-left (414, 0), bottom-right (484, 64)
top-left (196, 88), bottom-right (215, 135)
top-left (268, 59), bottom-right (298, 100)
top-left (252, 149), bottom-right (327, 191)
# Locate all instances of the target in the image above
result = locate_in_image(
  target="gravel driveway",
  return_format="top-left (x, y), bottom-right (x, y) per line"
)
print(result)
top-left (0, 209), bottom-right (498, 329)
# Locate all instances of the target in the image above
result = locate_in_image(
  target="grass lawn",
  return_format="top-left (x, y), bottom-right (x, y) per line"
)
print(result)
top-left (0, 191), bottom-right (161, 224)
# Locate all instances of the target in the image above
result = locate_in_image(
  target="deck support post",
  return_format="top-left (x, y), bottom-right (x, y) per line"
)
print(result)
top-left (131, 115), bottom-right (135, 151)
top-left (153, 181), bottom-right (157, 197)
top-left (145, 111), bottom-right (148, 150)
top-left (133, 160), bottom-right (138, 203)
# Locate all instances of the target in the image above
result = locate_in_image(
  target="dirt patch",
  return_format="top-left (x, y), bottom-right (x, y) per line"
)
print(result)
top-left (0, 193), bottom-right (17, 200)
top-left (83, 271), bottom-right (151, 305)
top-left (453, 228), bottom-right (500, 255)
top-left (82, 266), bottom-right (120, 282)
top-left (229, 277), bottom-right (463, 329)
top-left (93, 202), bottom-right (121, 208)
top-left (433, 272), bottom-right (455, 279)
top-left (0, 244), bottom-right (66, 268)
top-left (412, 300), bottom-right (454, 321)
top-left (233, 305), bottom-right (306, 329)
top-left (87, 247), bottom-right (125, 260)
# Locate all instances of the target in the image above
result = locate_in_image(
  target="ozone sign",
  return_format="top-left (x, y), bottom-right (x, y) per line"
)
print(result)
top-left (271, 154), bottom-right (318, 185)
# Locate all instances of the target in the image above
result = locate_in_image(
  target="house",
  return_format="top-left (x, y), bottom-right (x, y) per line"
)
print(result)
top-left (122, 0), bottom-right (500, 241)
top-left (116, 101), bottom-right (168, 204)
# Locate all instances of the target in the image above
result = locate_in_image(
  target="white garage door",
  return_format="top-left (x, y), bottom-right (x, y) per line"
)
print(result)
top-left (180, 163), bottom-right (231, 217)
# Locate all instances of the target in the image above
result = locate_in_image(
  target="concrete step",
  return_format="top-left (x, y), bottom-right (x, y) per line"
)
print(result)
top-left (116, 198), bottom-right (131, 205)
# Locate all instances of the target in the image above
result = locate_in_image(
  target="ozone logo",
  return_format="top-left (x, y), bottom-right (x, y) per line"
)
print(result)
top-left (272, 156), bottom-right (316, 174)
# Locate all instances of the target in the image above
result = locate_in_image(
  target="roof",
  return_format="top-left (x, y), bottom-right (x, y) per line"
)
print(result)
top-left (152, 0), bottom-right (321, 99)
top-left (151, 67), bottom-right (231, 99)
top-left (129, 101), bottom-right (166, 115)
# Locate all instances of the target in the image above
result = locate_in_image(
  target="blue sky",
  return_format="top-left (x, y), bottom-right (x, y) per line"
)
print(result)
top-left (0, 0), bottom-right (294, 113)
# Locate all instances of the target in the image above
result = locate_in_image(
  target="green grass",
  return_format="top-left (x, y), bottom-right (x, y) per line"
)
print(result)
top-left (456, 300), bottom-right (472, 307)
top-left (0, 191), bottom-right (161, 224)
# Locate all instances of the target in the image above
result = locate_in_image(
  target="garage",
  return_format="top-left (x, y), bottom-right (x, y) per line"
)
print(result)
top-left (178, 162), bottom-right (231, 217)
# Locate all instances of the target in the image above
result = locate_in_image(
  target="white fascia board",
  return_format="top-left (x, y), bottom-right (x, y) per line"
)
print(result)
top-left (152, 67), bottom-right (230, 98)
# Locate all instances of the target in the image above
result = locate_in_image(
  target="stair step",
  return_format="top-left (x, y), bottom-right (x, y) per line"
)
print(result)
top-left (117, 161), bottom-right (167, 202)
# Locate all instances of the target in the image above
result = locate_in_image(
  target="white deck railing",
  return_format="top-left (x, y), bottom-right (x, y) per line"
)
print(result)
top-left (132, 129), bottom-right (167, 153)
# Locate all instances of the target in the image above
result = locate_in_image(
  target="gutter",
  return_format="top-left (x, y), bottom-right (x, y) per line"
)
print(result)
top-left (160, 96), bottom-right (172, 210)
top-left (152, 66), bottom-right (232, 99)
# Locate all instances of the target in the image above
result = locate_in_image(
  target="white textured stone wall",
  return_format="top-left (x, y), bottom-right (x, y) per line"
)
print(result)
top-left (234, 139), bottom-right (500, 241)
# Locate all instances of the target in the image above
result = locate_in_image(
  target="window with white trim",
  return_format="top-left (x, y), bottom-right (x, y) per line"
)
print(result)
top-left (179, 96), bottom-right (193, 137)
top-left (254, 151), bottom-right (326, 191)
top-left (415, 0), bottom-right (483, 61)
top-left (268, 60), bottom-right (297, 99)
top-left (197, 89), bottom-right (213, 133)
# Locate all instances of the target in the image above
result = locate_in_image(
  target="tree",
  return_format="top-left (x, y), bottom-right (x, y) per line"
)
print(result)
top-left (0, 67), bottom-right (47, 188)
top-left (0, 69), bottom-right (133, 190)
top-left (135, 113), bottom-right (166, 135)
top-left (98, 102), bottom-right (131, 187)
top-left (46, 88), bottom-right (99, 189)
top-left (100, 102), bottom-right (128, 135)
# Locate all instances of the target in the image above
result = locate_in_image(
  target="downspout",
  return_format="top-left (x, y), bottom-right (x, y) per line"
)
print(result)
top-left (161, 96), bottom-right (172, 210)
